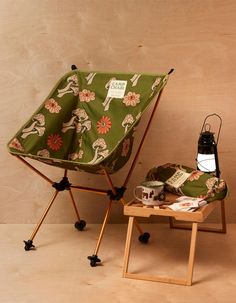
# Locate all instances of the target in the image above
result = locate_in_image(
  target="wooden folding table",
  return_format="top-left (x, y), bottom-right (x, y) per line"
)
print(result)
top-left (123, 193), bottom-right (226, 286)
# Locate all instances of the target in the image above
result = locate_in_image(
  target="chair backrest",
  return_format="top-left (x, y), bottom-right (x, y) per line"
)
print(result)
top-left (7, 70), bottom-right (169, 173)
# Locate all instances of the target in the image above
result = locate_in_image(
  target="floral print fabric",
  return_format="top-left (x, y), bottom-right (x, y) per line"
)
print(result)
top-left (97, 116), bottom-right (112, 135)
top-left (123, 92), bottom-right (140, 107)
top-left (146, 163), bottom-right (228, 202)
top-left (79, 89), bottom-right (95, 102)
top-left (7, 70), bottom-right (168, 174)
top-left (47, 134), bottom-right (63, 151)
top-left (45, 99), bottom-right (61, 113)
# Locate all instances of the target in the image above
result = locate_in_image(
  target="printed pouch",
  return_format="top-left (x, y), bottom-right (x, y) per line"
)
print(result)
top-left (146, 163), bottom-right (228, 202)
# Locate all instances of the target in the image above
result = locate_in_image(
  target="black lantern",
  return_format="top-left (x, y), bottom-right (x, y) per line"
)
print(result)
top-left (197, 114), bottom-right (222, 178)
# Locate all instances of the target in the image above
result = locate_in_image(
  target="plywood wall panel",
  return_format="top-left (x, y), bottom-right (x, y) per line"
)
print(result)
top-left (0, 0), bottom-right (235, 223)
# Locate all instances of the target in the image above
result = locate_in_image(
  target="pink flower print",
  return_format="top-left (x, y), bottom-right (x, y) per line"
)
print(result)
top-left (9, 138), bottom-right (24, 152)
top-left (205, 177), bottom-right (226, 196)
top-left (123, 92), bottom-right (140, 107)
top-left (121, 138), bottom-right (130, 157)
top-left (206, 177), bottom-right (218, 191)
top-left (188, 170), bottom-right (204, 181)
top-left (45, 99), bottom-right (61, 113)
top-left (68, 150), bottom-right (84, 160)
top-left (47, 134), bottom-right (63, 151)
top-left (214, 179), bottom-right (227, 193)
top-left (79, 89), bottom-right (95, 102)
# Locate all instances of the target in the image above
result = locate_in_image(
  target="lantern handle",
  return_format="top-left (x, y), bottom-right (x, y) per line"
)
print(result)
top-left (200, 113), bottom-right (222, 144)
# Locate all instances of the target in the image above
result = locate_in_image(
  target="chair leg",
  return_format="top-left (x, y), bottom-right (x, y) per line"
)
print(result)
top-left (24, 190), bottom-right (59, 251)
top-left (169, 200), bottom-right (226, 234)
top-left (103, 169), bottom-right (150, 243)
top-left (88, 200), bottom-right (113, 267)
top-left (68, 188), bottom-right (86, 231)
top-left (120, 197), bottom-right (150, 243)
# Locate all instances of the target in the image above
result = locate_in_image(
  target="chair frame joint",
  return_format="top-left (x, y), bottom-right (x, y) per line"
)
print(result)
top-left (52, 176), bottom-right (71, 191)
top-left (107, 186), bottom-right (126, 201)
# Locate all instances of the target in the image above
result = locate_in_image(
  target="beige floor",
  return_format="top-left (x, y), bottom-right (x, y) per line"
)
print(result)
top-left (1, 223), bottom-right (236, 303)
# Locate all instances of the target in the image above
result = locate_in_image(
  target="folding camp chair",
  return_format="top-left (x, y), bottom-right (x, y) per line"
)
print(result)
top-left (7, 65), bottom-right (173, 266)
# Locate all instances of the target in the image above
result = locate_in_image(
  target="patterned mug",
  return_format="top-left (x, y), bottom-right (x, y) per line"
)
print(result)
top-left (134, 180), bottom-right (165, 206)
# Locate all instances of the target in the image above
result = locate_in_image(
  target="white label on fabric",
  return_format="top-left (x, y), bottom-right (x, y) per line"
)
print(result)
top-left (166, 169), bottom-right (191, 189)
top-left (107, 80), bottom-right (127, 98)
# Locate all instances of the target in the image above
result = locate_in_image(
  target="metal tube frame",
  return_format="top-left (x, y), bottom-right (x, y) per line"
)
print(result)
top-left (29, 190), bottom-right (59, 241)
top-left (16, 85), bottom-right (166, 258)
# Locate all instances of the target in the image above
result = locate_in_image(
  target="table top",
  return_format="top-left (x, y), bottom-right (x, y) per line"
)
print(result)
top-left (124, 193), bottom-right (222, 222)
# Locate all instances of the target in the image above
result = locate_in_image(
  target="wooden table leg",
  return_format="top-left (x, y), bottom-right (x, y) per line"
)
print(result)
top-left (123, 218), bottom-right (198, 286)
top-left (123, 216), bottom-right (134, 277)
top-left (186, 222), bottom-right (198, 286)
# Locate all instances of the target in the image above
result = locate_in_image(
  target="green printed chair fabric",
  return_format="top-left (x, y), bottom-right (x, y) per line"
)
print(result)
top-left (8, 70), bottom-right (168, 174)
top-left (146, 163), bottom-right (228, 202)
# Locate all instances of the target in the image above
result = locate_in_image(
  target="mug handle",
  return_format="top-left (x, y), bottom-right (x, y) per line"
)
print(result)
top-left (133, 186), bottom-right (144, 202)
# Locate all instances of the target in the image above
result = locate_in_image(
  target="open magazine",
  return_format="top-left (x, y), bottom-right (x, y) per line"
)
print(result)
top-left (168, 196), bottom-right (207, 212)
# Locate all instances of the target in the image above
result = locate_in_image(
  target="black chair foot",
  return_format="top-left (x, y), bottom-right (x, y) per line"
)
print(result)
top-left (138, 232), bottom-right (150, 244)
top-left (87, 254), bottom-right (101, 267)
top-left (71, 64), bottom-right (77, 70)
top-left (74, 220), bottom-right (86, 231)
top-left (24, 240), bottom-right (35, 251)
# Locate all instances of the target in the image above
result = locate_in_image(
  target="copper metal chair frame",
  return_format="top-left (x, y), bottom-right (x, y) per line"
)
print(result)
top-left (15, 86), bottom-right (166, 266)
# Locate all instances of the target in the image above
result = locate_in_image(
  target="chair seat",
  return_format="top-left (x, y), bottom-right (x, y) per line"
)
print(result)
top-left (8, 70), bottom-right (168, 173)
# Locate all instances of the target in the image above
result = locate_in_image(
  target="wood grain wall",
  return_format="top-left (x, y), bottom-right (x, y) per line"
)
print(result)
top-left (0, 0), bottom-right (235, 223)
